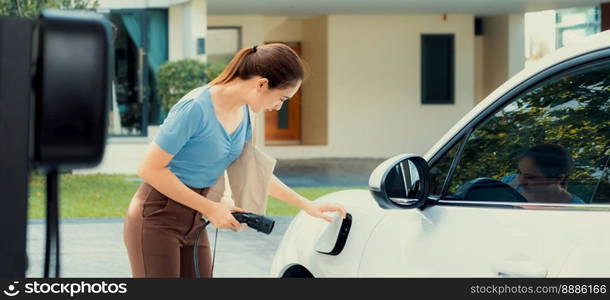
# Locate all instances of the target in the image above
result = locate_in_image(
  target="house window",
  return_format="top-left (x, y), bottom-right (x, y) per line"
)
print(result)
top-left (105, 9), bottom-right (168, 137)
top-left (421, 34), bottom-right (455, 105)
top-left (555, 6), bottom-right (600, 49)
top-left (207, 27), bottom-right (242, 64)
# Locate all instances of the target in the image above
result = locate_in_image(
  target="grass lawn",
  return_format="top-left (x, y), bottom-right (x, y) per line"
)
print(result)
top-left (28, 174), bottom-right (367, 219)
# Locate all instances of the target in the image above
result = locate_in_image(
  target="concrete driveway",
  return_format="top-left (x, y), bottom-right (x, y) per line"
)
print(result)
top-left (24, 158), bottom-right (378, 277)
top-left (25, 216), bottom-right (294, 278)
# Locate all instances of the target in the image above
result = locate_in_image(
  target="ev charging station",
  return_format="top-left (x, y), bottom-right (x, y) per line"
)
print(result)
top-left (0, 9), bottom-right (112, 277)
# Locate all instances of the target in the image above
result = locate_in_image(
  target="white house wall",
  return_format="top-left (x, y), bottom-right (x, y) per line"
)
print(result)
top-left (207, 15), bottom-right (265, 48)
top-left (169, 2), bottom-right (186, 60)
top-left (508, 14), bottom-right (526, 77)
top-left (272, 14), bottom-right (477, 159)
top-left (168, 0), bottom-right (207, 61)
top-left (481, 14), bottom-right (526, 97)
top-left (475, 35), bottom-right (485, 103)
top-left (300, 16), bottom-right (329, 146)
top-left (79, 13), bottom-right (479, 174)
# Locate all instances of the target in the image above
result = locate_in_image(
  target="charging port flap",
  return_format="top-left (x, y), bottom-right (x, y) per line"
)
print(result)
top-left (314, 213), bottom-right (352, 256)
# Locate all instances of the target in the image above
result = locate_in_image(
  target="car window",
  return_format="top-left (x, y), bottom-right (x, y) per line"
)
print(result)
top-left (591, 157), bottom-right (610, 203)
top-left (429, 136), bottom-right (464, 196)
top-left (435, 61), bottom-right (610, 204)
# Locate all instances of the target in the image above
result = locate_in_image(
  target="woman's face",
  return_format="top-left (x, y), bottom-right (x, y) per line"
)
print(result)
top-left (249, 79), bottom-right (301, 113)
top-left (517, 156), bottom-right (565, 194)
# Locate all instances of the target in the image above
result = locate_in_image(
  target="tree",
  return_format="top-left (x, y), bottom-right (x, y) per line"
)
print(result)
top-left (0, 0), bottom-right (99, 19)
top-left (431, 62), bottom-right (610, 203)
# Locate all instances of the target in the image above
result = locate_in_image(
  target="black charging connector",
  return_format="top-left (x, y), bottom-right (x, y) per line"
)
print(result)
top-left (193, 212), bottom-right (275, 278)
top-left (232, 212), bottom-right (275, 234)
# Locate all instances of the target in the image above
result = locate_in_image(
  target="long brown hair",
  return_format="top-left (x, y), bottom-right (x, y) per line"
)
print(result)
top-left (208, 43), bottom-right (306, 89)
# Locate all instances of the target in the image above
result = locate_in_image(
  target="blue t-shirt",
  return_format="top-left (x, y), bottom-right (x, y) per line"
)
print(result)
top-left (500, 174), bottom-right (586, 204)
top-left (154, 86), bottom-right (252, 188)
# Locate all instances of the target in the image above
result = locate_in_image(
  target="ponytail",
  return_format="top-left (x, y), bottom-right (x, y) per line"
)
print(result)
top-left (208, 43), bottom-right (306, 89)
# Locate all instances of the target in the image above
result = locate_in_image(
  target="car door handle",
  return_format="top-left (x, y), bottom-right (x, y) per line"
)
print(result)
top-left (491, 260), bottom-right (548, 277)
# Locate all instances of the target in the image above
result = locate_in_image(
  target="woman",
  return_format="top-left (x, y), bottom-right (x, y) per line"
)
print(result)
top-left (123, 43), bottom-right (347, 278)
top-left (501, 144), bottom-right (585, 204)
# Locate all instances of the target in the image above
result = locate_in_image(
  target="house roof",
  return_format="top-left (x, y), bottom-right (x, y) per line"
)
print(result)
top-left (207, 0), bottom-right (602, 16)
top-left (99, 0), bottom-right (602, 16)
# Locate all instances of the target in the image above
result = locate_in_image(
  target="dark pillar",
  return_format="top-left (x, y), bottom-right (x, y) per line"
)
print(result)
top-left (0, 17), bottom-right (33, 277)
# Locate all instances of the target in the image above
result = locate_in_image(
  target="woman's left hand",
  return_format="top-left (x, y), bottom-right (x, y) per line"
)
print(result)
top-left (303, 202), bottom-right (347, 222)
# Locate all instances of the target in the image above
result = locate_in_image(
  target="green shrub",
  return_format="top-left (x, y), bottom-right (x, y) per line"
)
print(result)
top-left (156, 59), bottom-right (228, 113)
top-left (204, 61), bottom-right (227, 82)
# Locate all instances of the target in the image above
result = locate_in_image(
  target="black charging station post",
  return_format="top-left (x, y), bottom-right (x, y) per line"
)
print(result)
top-left (44, 169), bottom-right (60, 278)
top-left (0, 17), bottom-right (33, 278)
top-left (0, 10), bottom-right (112, 278)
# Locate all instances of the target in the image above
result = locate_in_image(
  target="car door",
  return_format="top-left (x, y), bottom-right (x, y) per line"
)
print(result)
top-left (358, 50), bottom-right (610, 277)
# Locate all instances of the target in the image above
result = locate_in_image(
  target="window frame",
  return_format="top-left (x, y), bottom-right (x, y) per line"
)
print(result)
top-left (206, 26), bottom-right (243, 63)
top-left (421, 34), bottom-right (455, 105)
top-left (555, 6), bottom-right (600, 49)
top-left (424, 47), bottom-right (610, 211)
top-left (106, 8), bottom-right (155, 138)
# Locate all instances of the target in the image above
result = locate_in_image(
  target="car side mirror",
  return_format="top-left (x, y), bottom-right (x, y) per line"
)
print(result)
top-left (368, 154), bottom-right (431, 209)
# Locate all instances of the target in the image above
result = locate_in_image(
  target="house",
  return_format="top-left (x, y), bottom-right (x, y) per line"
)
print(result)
top-left (78, 0), bottom-right (609, 174)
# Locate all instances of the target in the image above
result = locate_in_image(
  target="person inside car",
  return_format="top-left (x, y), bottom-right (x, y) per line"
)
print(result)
top-left (501, 144), bottom-right (585, 204)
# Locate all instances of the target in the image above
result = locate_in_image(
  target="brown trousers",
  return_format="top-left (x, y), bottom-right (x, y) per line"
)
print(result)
top-left (123, 182), bottom-right (213, 278)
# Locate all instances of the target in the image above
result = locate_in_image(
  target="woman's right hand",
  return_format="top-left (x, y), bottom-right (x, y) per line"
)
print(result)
top-left (205, 202), bottom-right (246, 231)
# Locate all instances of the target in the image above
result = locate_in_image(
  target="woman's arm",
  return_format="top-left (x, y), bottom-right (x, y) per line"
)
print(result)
top-left (138, 143), bottom-right (244, 230)
top-left (268, 174), bottom-right (347, 222)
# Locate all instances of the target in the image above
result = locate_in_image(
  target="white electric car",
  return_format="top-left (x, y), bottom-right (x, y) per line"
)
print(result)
top-left (271, 30), bottom-right (610, 277)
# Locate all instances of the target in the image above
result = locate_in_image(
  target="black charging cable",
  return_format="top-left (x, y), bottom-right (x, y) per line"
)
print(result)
top-left (193, 212), bottom-right (275, 278)
top-left (44, 168), bottom-right (60, 278)
top-left (193, 221), bottom-right (218, 278)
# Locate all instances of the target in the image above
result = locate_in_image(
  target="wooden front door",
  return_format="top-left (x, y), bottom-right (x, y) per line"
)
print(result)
top-left (264, 42), bottom-right (301, 144)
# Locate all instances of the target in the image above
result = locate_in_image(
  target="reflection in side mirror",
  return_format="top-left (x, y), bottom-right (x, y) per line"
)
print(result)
top-left (386, 160), bottom-right (421, 205)
top-left (369, 154), bottom-right (430, 209)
